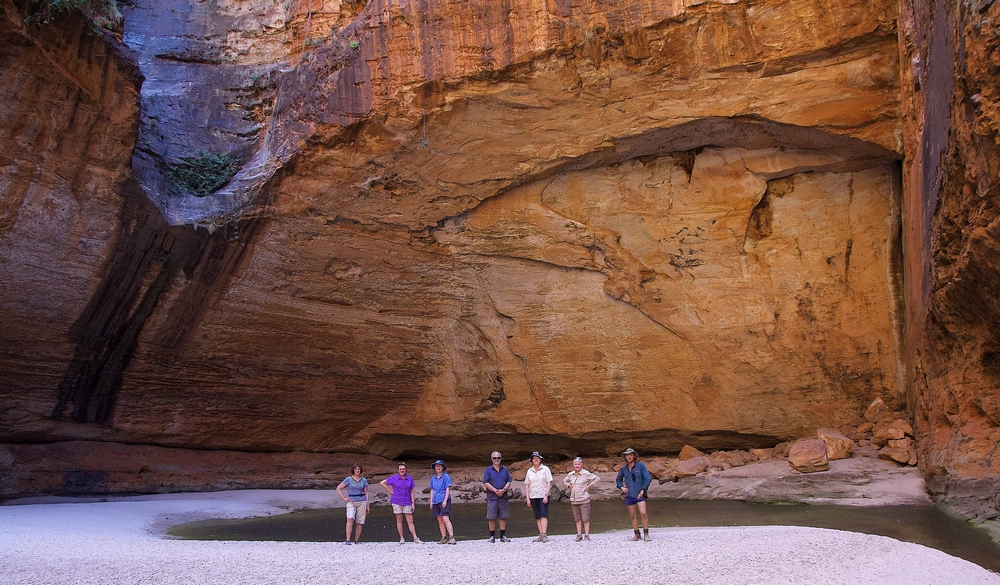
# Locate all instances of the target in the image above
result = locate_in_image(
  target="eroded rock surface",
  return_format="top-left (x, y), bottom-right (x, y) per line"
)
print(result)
top-left (0, 0), bottom-right (922, 493)
top-left (898, 0), bottom-right (1000, 531)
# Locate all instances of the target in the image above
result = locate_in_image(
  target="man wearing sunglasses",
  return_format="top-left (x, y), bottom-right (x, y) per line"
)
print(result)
top-left (615, 447), bottom-right (652, 541)
top-left (482, 451), bottom-right (512, 543)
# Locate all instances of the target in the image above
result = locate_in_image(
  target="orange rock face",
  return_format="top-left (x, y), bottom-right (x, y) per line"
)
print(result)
top-left (123, 0), bottom-right (906, 459)
top-left (0, 0), bottom-right (940, 496)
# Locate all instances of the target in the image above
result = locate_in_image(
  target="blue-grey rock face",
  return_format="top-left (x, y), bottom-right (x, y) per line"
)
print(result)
top-left (123, 0), bottom-right (367, 226)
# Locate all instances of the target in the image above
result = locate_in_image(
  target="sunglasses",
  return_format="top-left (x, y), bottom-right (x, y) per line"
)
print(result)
top-left (492, 457), bottom-right (502, 460)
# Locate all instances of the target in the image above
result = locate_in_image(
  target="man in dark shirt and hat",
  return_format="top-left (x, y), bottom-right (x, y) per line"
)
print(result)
top-left (615, 447), bottom-right (652, 541)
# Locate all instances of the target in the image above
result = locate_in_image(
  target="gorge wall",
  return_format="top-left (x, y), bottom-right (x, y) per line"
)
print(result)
top-left (0, 0), bottom-right (993, 525)
top-left (899, 0), bottom-right (1000, 530)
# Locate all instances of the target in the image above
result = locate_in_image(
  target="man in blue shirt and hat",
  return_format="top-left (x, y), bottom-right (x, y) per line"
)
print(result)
top-left (615, 447), bottom-right (652, 541)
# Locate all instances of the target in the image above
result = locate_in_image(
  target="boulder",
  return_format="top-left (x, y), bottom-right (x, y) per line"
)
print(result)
top-left (590, 460), bottom-right (614, 473)
top-left (678, 445), bottom-right (705, 461)
top-left (674, 456), bottom-right (710, 478)
top-left (872, 418), bottom-right (914, 446)
top-left (887, 437), bottom-right (912, 449)
top-left (856, 421), bottom-right (874, 434)
top-left (788, 439), bottom-right (829, 473)
top-left (837, 423), bottom-right (857, 439)
top-left (645, 456), bottom-right (678, 480)
top-left (878, 435), bottom-right (917, 465)
top-left (864, 397), bottom-right (894, 423)
top-left (507, 460), bottom-right (530, 481)
top-left (773, 442), bottom-right (792, 461)
top-left (750, 448), bottom-right (774, 461)
top-left (817, 427), bottom-right (853, 460)
top-left (708, 451), bottom-right (730, 469)
top-left (725, 450), bottom-right (755, 467)
top-left (879, 446), bottom-right (917, 465)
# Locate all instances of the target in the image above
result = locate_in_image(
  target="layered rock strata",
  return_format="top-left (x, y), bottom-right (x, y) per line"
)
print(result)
top-left (0, 0), bottom-right (920, 494)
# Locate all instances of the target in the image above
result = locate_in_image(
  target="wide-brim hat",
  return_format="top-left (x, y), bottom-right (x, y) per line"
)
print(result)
top-left (431, 459), bottom-right (447, 470)
top-left (621, 447), bottom-right (637, 456)
top-left (529, 451), bottom-right (544, 460)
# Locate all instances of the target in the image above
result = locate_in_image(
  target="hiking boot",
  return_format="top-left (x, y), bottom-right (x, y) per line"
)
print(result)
top-left (499, 536), bottom-right (510, 543)
top-left (487, 536), bottom-right (496, 543)
top-left (413, 538), bottom-right (423, 544)
top-left (629, 533), bottom-right (642, 541)
top-left (575, 534), bottom-right (583, 542)
top-left (643, 532), bottom-right (652, 542)
top-left (583, 535), bottom-right (590, 541)
top-left (447, 537), bottom-right (457, 544)
top-left (540, 534), bottom-right (549, 543)
top-left (438, 537), bottom-right (449, 544)
top-left (533, 535), bottom-right (545, 542)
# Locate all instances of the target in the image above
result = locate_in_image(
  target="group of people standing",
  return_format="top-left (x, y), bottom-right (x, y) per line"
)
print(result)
top-left (335, 447), bottom-right (653, 544)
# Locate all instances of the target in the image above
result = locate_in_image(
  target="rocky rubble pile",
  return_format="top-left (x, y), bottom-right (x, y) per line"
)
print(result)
top-left (583, 398), bottom-right (921, 483)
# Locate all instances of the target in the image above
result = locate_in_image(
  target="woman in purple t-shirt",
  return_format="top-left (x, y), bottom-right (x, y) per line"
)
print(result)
top-left (380, 462), bottom-right (422, 544)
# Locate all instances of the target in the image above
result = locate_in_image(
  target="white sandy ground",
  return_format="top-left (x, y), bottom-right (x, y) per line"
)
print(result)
top-left (1, 490), bottom-right (999, 585)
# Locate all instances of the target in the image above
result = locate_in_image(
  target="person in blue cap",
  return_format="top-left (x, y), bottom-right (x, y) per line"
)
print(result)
top-left (616, 447), bottom-right (652, 541)
top-left (429, 459), bottom-right (456, 544)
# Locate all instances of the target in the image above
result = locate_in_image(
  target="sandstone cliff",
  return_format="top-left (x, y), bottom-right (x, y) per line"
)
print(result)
top-left (1, 0), bottom-right (906, 466)
top-left (2, 0), bottom-right (990, 518)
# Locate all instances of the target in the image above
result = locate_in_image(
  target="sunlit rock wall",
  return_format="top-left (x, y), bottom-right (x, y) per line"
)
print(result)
top-left (1, 0), bottom-right (906, 474)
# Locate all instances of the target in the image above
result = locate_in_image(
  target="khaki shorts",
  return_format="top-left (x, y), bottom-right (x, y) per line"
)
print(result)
top-left (571, 501), bottom-right (591, 523)
top-left (392, 504), bottom-right (414, 515)
top-left (346, 500), bottom-right (368, 524)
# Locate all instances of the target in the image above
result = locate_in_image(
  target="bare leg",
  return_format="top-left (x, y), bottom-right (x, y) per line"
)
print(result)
top-left (575, 518), bottom-right (583, 535)
top-left (405, 513), bottom-right (418, 540)
top-left (637, 500), bottom-right (649, 531)
top-left (498, 519), bottom-right (507, 531)
top-left (539, 517), bottom-right (548, 535)
top-left (583, 519), bottom-right (591, 536)
top-left (443, 516), bottom-right (454, 537)
top-left (354, 523), bottom-right (364, 542)
top-left (627, 504), bottom-right (639, 531)
top-left (395, 513), bottom-right (405, 539)
top-left (488, 519), bottom-right (497, 532)
top-left (345, 518), bottom-right (355, 542)
top-left (437, 516), bottom-right (447, 539)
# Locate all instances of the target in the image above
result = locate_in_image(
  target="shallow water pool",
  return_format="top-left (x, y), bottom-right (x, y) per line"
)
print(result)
top-left (168, 499), bottom-right (1000, 572)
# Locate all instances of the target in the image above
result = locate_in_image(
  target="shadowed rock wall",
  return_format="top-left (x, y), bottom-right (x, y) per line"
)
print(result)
top-left (899, 0), bottom-right (1000, 533)
top-left (0, 0), bottom-right (141, 429)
